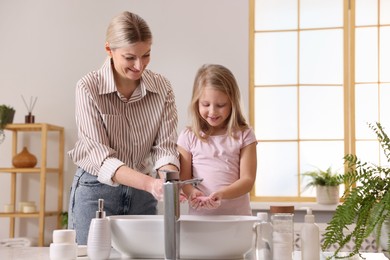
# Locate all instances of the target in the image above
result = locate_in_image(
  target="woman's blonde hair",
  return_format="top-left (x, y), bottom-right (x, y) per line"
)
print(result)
top-left (106, 11), bottom-right (152, 49)
top-left (189, 64), bottom-right (249, 141)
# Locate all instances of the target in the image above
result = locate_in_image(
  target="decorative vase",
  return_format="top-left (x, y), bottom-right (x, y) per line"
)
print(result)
top-left (12, 147), bottom-right (37, 168)
top-left (25, 112), bottom-right (35, 123)
top-left (316, 185), bottom-right (340, 205)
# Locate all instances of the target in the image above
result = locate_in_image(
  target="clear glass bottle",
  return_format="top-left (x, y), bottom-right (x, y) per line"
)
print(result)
top-left (254, 212), bottom-right (272, 260)
top-left (270, 206), bottom-right (294, 260)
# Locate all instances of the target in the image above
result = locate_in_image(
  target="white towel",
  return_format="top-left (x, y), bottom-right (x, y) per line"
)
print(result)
top-left (0, 237), bottom-right (37, 247)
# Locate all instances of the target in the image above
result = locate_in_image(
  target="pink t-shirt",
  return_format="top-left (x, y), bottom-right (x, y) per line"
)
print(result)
top-left (177, 127), bottom-right (257, 215)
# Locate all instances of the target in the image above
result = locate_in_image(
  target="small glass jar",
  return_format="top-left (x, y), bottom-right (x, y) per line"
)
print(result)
top-left (270, 206), bottom-right (294, 260)
top-left (253, 212), bottom-right (272, 260)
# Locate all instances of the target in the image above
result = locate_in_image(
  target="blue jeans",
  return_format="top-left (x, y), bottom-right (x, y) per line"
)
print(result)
top-left (68, 168), bottom-right (157, 245)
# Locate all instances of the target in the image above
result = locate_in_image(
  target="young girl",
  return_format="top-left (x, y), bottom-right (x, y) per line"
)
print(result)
top-left (178, 64), bottom-right (257, 215)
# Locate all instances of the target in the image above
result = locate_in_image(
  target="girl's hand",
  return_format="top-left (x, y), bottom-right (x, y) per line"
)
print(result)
top-left (179, 190), bottom-right (188, 203)
top-left (188, 189), bottom-right (205, 209)
top-left (201, 192), bottom-right (222, 210)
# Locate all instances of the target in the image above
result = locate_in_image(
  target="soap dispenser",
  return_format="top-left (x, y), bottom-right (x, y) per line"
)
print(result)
top-left (300, 208), bottom-right (320, 260)
top-left (87, 198), bottom-right (111, 260)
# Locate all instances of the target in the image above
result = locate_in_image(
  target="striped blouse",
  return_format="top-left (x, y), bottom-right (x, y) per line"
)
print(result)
top-left (68, 58), bottom-right (180, 186)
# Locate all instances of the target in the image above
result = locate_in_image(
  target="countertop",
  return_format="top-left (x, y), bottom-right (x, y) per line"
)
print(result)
top-left (0, 247), bottom-right (388, 260)
top-left (250, 201), bottom-right (339, 212)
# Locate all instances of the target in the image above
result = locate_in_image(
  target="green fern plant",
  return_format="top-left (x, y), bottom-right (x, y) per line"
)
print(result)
top-left (322, 122), bottom-right (390, 259)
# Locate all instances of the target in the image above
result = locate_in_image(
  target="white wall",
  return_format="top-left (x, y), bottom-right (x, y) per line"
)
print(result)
top-left (0, 0), bottom-right (249, 243)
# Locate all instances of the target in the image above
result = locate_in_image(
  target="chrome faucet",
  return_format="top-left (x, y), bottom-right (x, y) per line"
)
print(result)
top-left (162, 170), bottom-right (203, 260)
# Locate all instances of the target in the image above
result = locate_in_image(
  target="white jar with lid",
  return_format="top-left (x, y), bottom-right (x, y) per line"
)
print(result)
top-left (270, 206), bottom-right (294, 260)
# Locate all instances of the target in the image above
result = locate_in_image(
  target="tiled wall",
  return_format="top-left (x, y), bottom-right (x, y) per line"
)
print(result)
top-left (294, 224), bottom-right (381, 253)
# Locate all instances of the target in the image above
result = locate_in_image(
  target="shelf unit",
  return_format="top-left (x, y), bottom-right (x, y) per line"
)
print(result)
top-left (0, 123), bottom-right (64, 246)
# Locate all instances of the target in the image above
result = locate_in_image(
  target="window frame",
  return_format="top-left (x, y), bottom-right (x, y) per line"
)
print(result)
top-left (248, 0), bottom-right (389, 202)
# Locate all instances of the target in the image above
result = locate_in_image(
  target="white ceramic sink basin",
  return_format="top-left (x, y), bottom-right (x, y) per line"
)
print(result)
top-left (108, 215), bottom-right (258, 259)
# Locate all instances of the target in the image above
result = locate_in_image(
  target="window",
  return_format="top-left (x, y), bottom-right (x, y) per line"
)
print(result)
top-left (250, 0), bottom-right (390, 202)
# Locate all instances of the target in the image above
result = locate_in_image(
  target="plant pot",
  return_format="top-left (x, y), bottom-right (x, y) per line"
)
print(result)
top-left (316, 185), bottom-right (339, 205)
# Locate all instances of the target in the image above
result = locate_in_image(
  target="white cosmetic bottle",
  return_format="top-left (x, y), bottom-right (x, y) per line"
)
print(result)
top-left (300, 208), bottom-right (320, 260)
top-left (87, 198), bottom-right (111, 260)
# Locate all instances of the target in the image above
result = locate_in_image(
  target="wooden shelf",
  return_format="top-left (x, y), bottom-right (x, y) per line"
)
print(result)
top-left (0, 211), bottom-right (59, 218)
top-left (0, 123), bottom-right (64, 246)
top-left (4, 123), bottom-right (64, 132)
top-left (0, 168), bottom-right (60, 173)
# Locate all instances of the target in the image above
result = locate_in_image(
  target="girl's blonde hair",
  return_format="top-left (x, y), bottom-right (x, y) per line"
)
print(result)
top-left (189, 64), bottom-right (249, 141)
top-left (106, 11), bottom-right (152, 49)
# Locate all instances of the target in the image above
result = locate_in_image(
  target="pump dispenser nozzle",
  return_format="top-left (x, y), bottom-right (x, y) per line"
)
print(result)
top-left (304, 207), bottom-right (315, 223)
top-left (96, 198), bottom-right (106, 219)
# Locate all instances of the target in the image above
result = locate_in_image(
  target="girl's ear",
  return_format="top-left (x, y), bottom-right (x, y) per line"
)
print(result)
top-left (105, 42), bottom-right (112, 57)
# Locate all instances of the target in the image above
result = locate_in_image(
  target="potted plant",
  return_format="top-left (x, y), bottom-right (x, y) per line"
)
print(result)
top-left (322, 122), bottom-right (390, 259)
top-left (0, 104), bottom-right (15, 129)
top-left (0, 105), bottom-right (15, 144)
top-left (302, 166), bottom-right (343, 204)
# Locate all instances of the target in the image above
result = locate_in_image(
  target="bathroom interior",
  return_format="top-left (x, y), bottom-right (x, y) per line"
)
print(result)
top-left (0, 0), bottom-right (389, 259)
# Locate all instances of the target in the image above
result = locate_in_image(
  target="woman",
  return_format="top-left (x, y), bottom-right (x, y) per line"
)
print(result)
top-left (68, 11), bottom-right (179, 244)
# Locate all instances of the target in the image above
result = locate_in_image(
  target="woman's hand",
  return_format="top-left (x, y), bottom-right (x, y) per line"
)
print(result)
top-left (150, 165), bottom-right (179, 201)
top-left (147, 179), bottom-right (188, 203)
top-left (148, 178), bottom-right (165, 201)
